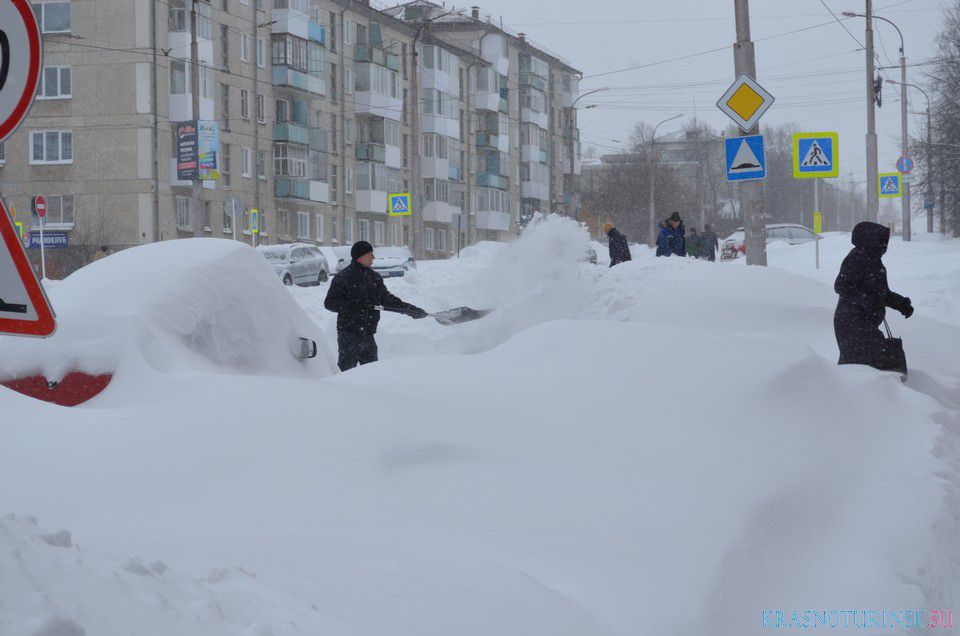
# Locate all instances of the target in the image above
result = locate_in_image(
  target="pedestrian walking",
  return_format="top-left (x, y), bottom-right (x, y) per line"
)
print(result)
top-left (601, 221), bottom-right (632, 267)
top-left (700, 224), bottom-right (719, 261)
top-left (687, 228), bottom-right (701, 259)
top-left (834, 222), bottom-right (913, 373)
top-left (656, 212), bottom-right (686, 257)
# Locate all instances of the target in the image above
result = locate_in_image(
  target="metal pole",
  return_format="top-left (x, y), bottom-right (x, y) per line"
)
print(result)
top-left (568, 107), bottom-right (577, 220)
top-left (39, 216), bottom-right (46, 279)
top-left (900, 53), bottom-right (911, 240)
top-left (733, 0), bottom-right (766, 266)
top-left (814, 178), bottom-right (819, 269)
top-left (865, 1), bottom-right (879, 224)
top-left (150, 0), bottom-right (160, 242)
top-left (251, 3), bottom-right (261, 240)
top-left (927, 105), bottom-right (934, 233)
top-left (190, 1), bottom-right (202, 237)
top-left (648, 136), bottom-right (656, 247)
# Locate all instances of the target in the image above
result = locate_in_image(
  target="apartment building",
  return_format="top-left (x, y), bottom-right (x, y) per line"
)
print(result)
top-left (0, 0), bottom-right (581, 276)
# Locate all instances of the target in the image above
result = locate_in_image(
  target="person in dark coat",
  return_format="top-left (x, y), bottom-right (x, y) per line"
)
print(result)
top-left (601, 221), bottom-right (632, 267)
top-left (687, 228), bottom-right (701, 259)
top-left (656, 212), bottom-right (686, 257)
top-left (324, 240), bottom-right (428, 371)
top-left (834, 222), bottom-right (913, 371)
top-left (700, 224), bottom-right (719, 261)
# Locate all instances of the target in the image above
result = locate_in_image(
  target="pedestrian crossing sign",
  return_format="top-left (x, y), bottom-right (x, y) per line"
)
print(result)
top-left (388, 192), bottom-right (412, 217)
top-left (878, 173), bottom-right (902, 199)
top-left (792, 132), bottom-right (839, 179)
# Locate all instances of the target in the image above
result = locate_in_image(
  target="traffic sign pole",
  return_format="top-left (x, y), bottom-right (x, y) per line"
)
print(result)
top-left (814, 179), bottom-right (820, 270)
top-left (39, 214), bottom-right (45, 279)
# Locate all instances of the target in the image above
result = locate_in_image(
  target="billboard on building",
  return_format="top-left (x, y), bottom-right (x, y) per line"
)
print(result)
top-left (176, 121), bottom-right (198, 181)
top-left (197, 120), bottom-right (220, 180)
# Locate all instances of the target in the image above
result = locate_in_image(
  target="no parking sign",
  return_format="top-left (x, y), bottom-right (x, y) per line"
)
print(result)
top-left (0, 0), bottom-right (43, 142)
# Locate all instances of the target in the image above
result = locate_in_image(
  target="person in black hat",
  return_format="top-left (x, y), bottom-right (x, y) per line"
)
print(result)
top-left (324, 240), bottom-right (428, 371)
top-left (656, 212), bottom-right (686, 257)
top-left (834, 221), bottom-right (913, 371)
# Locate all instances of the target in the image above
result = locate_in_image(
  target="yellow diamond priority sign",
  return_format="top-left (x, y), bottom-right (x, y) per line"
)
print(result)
top-left (717, 73), bottom-right (774, 132)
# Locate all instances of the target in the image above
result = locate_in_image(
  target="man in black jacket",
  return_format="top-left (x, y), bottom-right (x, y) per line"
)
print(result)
top-left (700, 224), bottom-right (719, 261)
top-left (834, 222), bottom-right (913, 371)
top-left (324, 241), bottom-right (428, 371)
top-left (601, 222), bottom-right (632, 267)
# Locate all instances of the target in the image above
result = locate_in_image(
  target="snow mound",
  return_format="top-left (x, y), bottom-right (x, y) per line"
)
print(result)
top-left (0, 239), bottom-right (336, 392)
top-left (0, 514), bottom-right (330, 635)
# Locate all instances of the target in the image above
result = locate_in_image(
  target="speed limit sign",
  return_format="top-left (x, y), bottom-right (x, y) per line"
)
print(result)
top-left (0, 0), bottom-right (42, 142)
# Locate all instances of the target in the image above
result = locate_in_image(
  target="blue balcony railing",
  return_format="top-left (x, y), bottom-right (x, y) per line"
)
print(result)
top-left (274, 122), bottom-right (310, 145)
top-left (308, 21), bottom-right (326, 45)
top-left (275, 177), bottom-right (310, 199)
top-left (272, 66), bottom-right (326, 96)
top-left (476, 173), bottom-right (508, 189)
top-left (356, 143), bottom-right (386, 162)
top-left (476, 132), bottom-right (498, 149)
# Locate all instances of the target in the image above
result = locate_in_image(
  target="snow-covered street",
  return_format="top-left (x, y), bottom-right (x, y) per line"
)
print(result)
top-left (1, 217), bottom-right (958, 634)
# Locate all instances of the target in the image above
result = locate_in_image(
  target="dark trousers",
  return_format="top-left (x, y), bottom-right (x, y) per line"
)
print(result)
top-left (337, 331), bottom-right (378, 371)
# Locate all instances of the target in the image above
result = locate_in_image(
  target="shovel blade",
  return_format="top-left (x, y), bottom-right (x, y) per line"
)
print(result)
top-left (431, 307), bottom-right (492, 325)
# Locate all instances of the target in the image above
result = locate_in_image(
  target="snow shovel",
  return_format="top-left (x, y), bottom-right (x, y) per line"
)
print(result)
top-left (374, 305), bottom-right (492, 326)
top-left (882, 318), bottom-right (908, 382)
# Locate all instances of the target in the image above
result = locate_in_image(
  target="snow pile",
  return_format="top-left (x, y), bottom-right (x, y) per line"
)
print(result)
top-left (2, 216), bottom-right (959, 634)
top-left (0, 239), bottom-right (336, 389)
top-left (0, 514), bottom-right (329, 635)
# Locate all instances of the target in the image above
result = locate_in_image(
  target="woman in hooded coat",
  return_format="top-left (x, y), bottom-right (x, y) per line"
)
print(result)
top-left (833, 222), bottom-right (914, 371)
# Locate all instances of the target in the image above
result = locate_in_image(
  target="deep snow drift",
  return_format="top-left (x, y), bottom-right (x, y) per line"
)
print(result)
top-left (1, 218), bottom-right (959, 635)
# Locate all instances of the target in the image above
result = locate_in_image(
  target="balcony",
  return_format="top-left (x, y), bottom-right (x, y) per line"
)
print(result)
top-left (354, 45), bottom-right (400, 72)
top-left (499, 97), bottom-right (509, 114)
top-left (274, 122), bottom-right (311, 145)
top-left (272, 66), bottom-right (326, 96)
top-left (275, 177), bottom-right (310, 199)
top-left (476, 173), bottom-right (508, 190)
top-left (448, 163), bottom-right (462, 181)
top-left (563, 126), bottom-right (580, 141)
top-left (308, 21), bottom-right (326, 45)
top-left (356, 142), bottom-right (386, 162)
top-left (520, 72), bottom-right (547, 92)
top-left (476, 132), bottom-right (499, 149)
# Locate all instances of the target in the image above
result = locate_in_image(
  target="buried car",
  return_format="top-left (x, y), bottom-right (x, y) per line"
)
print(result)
top-left (257, 243), bottom-right (330, 286)
top-left (0, 239), bottom-right (337, 406)
top-left (721, 223), bottom-right (821, 260)
top-left (372, 246), bottom-right (417, 278)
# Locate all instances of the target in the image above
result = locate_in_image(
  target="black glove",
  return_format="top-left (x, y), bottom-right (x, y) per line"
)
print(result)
top-left (407, 306), bottom-right (428, 320)
top-left (900, 298), bottom-right (914, 319)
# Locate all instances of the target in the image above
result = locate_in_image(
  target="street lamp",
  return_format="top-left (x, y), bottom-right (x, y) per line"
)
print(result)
top-left (887, 79), bottom-right (937, 233)
top-left (567, 87), bottom-right (609, 220)
top-left (647, 113), bottom-right (684, 247)
top-left (843, 10), bottom-right (912, 239)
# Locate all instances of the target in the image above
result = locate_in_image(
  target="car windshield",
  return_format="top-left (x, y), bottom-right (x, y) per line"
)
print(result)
top-left (259, 247), bottom-right (289, 263)
top-left (726, 231), bottom-right (745, 243)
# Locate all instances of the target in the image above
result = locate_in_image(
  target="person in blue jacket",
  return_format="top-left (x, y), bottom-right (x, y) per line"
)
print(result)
top-left (656, 212), bottom-right (686, 257)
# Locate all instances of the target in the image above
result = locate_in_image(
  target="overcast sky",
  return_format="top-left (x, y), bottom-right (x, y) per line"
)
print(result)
top-left (455, 0), bottom-right (944, 192)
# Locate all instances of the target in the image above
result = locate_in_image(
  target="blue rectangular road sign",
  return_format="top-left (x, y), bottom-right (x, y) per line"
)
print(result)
top-left (796, 136), bottom-right (836, 176)
top-left (725, 135), bottom-right (766, 182)
top-left (388, 192), bottom-right (412, 217)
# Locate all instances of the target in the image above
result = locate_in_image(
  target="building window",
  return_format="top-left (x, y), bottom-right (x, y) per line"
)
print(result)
top-left (358, 219), bottom-right (369, 242)
top-left (344, 18), bottom-right (353, 45)
top-left (240, 33), bottom-right (250, 62)
top-left (256, 37), bottom-right (266, 68)
top-left (297, 211), bottom-right (310, 238)
top-left (199, 65), bottom-right (213, 99)
top-left (32, 1), bottom-right (71, 33)
top-left (330, 62), bottom-right (338, 101)
top-left (273, 143), bottom-right (307, 177)
top-left (240, 89), bottom-right (250, 119)
top-left (38, 66), bottom-right (71, 99)
top-left (256, 93), bottom-right (265, 122)
top-left (168, 0), bottom-right (186, 32)
top-left (344, 119), bottom-right (352, 145)
top-left (170, 60), bottom-right (188, 95)
top-left (391, 222), bottom-right (401, 246)
top-left (30, 130), bottom-right (73, 164)
top-left (345, 166), bottom-right (353, 193)
top-left (345, 67), bottom-right (354, 95)
top-left (30, 194), bottom-right (74, 227)
top-left (345, 217), bottom-right (354, 242)
top-left (437, 228), bottom-right (446, 252)
top-left (315, 213), bottom-right (324, 241)
top-left (221, 84), bottom-right (230, 129)
top-left (242, 147), bottom-right (252, 177)
top-left (275, 98), bottom-right (289, 123)
top-left (279, 210), bottom-right (290, 237)
top-left (330, 165), bottom-right (338, 204)
top-left (426, 227), bottom-right (435, 251)
top-left (330, 114), bottom-right (337, 151)
top-left (202, 200), bottom-right (212, 231)
top-left (222, 199), bottom-right (234, 233)
top-left (258, 150), bottom-right (267, 179)
top-left (331, 216), bottom-right (337, 242)
top-left (374, 221), bottom-right (384, 246)
top-left (196, 2), bottom-right (211, 39)
top-left (220, 24), bottom-right (229, 70)
top-left (222, 143), bottom-right (231, 188)
top-left (176, 195), bottom-right (191, 230)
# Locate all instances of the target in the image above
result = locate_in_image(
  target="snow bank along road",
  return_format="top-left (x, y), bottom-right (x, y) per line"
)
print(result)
top-left (1, 217), bottom-right (959, 635)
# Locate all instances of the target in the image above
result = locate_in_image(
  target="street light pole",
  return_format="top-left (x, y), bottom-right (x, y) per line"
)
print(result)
top-left (888, 79), bottom-right (932, 233)
top-left (647, 113), bottom-right (683, 247)
top-left (567, 87), bottom-right (608, 221)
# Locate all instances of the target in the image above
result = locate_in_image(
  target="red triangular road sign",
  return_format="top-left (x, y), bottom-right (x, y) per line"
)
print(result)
top-left (0, 195), bottom-right (55, 336)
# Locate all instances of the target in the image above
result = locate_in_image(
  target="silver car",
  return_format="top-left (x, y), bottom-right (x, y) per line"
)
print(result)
top-left (721, 223), bottom-right (821, 260)
top-left (257, 243), bottom-right (330, 286)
